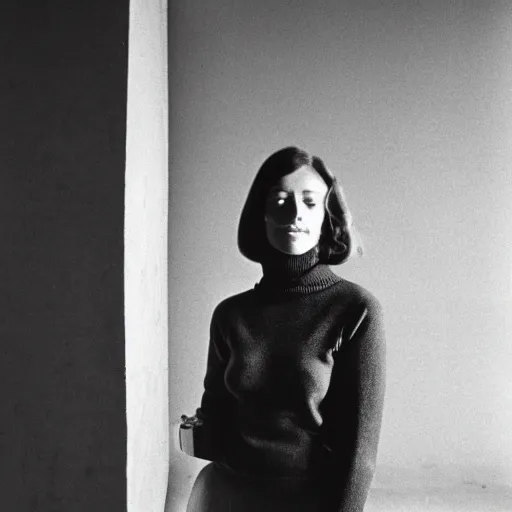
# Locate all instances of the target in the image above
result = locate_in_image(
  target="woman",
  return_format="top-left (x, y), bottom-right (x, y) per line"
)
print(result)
top-left (184, 146), bottom-right (386, 511)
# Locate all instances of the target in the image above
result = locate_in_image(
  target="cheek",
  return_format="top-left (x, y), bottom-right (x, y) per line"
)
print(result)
top-left (264, 204), bottom-right (287, 226)
top-left (310, 210), bottom-right (326, 235)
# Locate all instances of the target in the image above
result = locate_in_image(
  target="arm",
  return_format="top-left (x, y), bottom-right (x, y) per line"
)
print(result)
top-left (322, 299), bottom-right (386, 511)
top-left (193, 306), bottom-right (235, 462)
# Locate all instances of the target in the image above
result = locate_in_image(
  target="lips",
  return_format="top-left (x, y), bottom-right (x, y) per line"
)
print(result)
top-left (285, 226), bottom-right (308, 234)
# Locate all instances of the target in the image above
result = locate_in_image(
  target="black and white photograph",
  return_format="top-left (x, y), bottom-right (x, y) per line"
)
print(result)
top-left (1, 1), bottom-right (511, 511)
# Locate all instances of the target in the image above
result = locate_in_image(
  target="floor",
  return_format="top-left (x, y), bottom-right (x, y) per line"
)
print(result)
top-left (167, 457), bottom-right (512, 512)
top-left (365, 465), bottom-right (512, 512)
top-left (366, 485), bottom-right (512, 512)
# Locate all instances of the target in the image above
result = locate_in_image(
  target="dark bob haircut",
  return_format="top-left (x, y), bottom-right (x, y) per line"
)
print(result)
top-left (238, 146), bottom-right (360, 265)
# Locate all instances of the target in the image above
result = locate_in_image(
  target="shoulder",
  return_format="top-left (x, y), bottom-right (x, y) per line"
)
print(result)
top-left (332, 278), bottom-right (383, 314)
top-left (211, 289), bottom-right (255, 322)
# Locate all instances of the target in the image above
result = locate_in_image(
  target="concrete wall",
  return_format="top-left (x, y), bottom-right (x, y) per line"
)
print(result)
top-left (167, 1), bottom-right (512, 509)
top-left (0, 1), bottom-right (129, 510)
top-left (126, 0), bottom-right (170, 510)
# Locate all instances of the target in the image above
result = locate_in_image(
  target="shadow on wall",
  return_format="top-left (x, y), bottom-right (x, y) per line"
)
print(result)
top-left (0, 1), bottom-right (129, 510)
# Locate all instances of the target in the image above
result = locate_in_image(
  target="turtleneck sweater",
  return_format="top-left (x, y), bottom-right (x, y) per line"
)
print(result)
top-left (195, 247), bottom-right (386, 511)
top-left (257, 245), bottom-right (343, 294)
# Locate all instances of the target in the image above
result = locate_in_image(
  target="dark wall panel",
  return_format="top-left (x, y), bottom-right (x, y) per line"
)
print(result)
top-left (0, 2), bottom-right (128, 510)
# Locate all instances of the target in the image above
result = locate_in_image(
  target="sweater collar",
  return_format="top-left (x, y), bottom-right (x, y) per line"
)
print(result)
top-left (256, 246), bottom-right (342, 295)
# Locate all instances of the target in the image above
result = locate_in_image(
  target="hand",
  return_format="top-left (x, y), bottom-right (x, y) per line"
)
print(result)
top-left (180, 414), bottom-right (203, 427)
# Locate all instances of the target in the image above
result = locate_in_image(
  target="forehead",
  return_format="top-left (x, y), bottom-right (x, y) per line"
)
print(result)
top-left (269, 165), bottom-right (328, 194)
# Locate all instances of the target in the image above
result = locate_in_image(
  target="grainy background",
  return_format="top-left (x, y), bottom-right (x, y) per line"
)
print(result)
top-left (167, 1), bottom-right (512, 510)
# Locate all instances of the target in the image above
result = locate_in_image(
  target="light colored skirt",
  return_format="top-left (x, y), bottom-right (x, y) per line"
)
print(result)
top-left (186, 462), bottom-right (334, 512)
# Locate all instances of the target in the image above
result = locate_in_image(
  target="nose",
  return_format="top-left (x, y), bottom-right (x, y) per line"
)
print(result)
top-left (287, 194), bottom-right (303, 223)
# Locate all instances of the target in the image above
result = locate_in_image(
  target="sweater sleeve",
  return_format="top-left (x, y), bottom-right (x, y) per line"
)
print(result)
top-left (194, 305), bottom-right (235, 462)
top-left (322, 297), bottom-right (386, 512)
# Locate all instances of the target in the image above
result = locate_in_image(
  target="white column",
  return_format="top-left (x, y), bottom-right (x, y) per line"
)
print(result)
top-left (125, 0), bottom-right (169, 510)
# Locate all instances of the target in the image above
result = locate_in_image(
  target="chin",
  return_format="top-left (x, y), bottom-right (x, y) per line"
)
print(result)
top-left (268, 233), bottom-right (317, 256)
top-left (278, 243), bottom-right (314, 256)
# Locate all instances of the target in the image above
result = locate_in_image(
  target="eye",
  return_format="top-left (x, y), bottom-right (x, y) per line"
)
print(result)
top-left (267, 196), bottom-right (287, 206)
top-left (304, 200), bottom-right (316, 208)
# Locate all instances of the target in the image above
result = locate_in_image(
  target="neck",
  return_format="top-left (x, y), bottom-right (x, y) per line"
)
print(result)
top-left (257, 245), bottom-right (342, 295)
top-left (261, 246), bottom-right (320, 280)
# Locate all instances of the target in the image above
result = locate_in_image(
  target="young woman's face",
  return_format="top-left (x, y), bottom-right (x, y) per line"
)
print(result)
top-left (264, 165), bottom-right (329, 255)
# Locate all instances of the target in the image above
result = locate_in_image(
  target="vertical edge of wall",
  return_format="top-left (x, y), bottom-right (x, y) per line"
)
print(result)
top-left (125, 0), bottom-right (170, 510)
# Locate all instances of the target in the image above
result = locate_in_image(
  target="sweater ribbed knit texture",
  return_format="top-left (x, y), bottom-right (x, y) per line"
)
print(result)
top-left (196, 246), bottom-right (386, 511)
